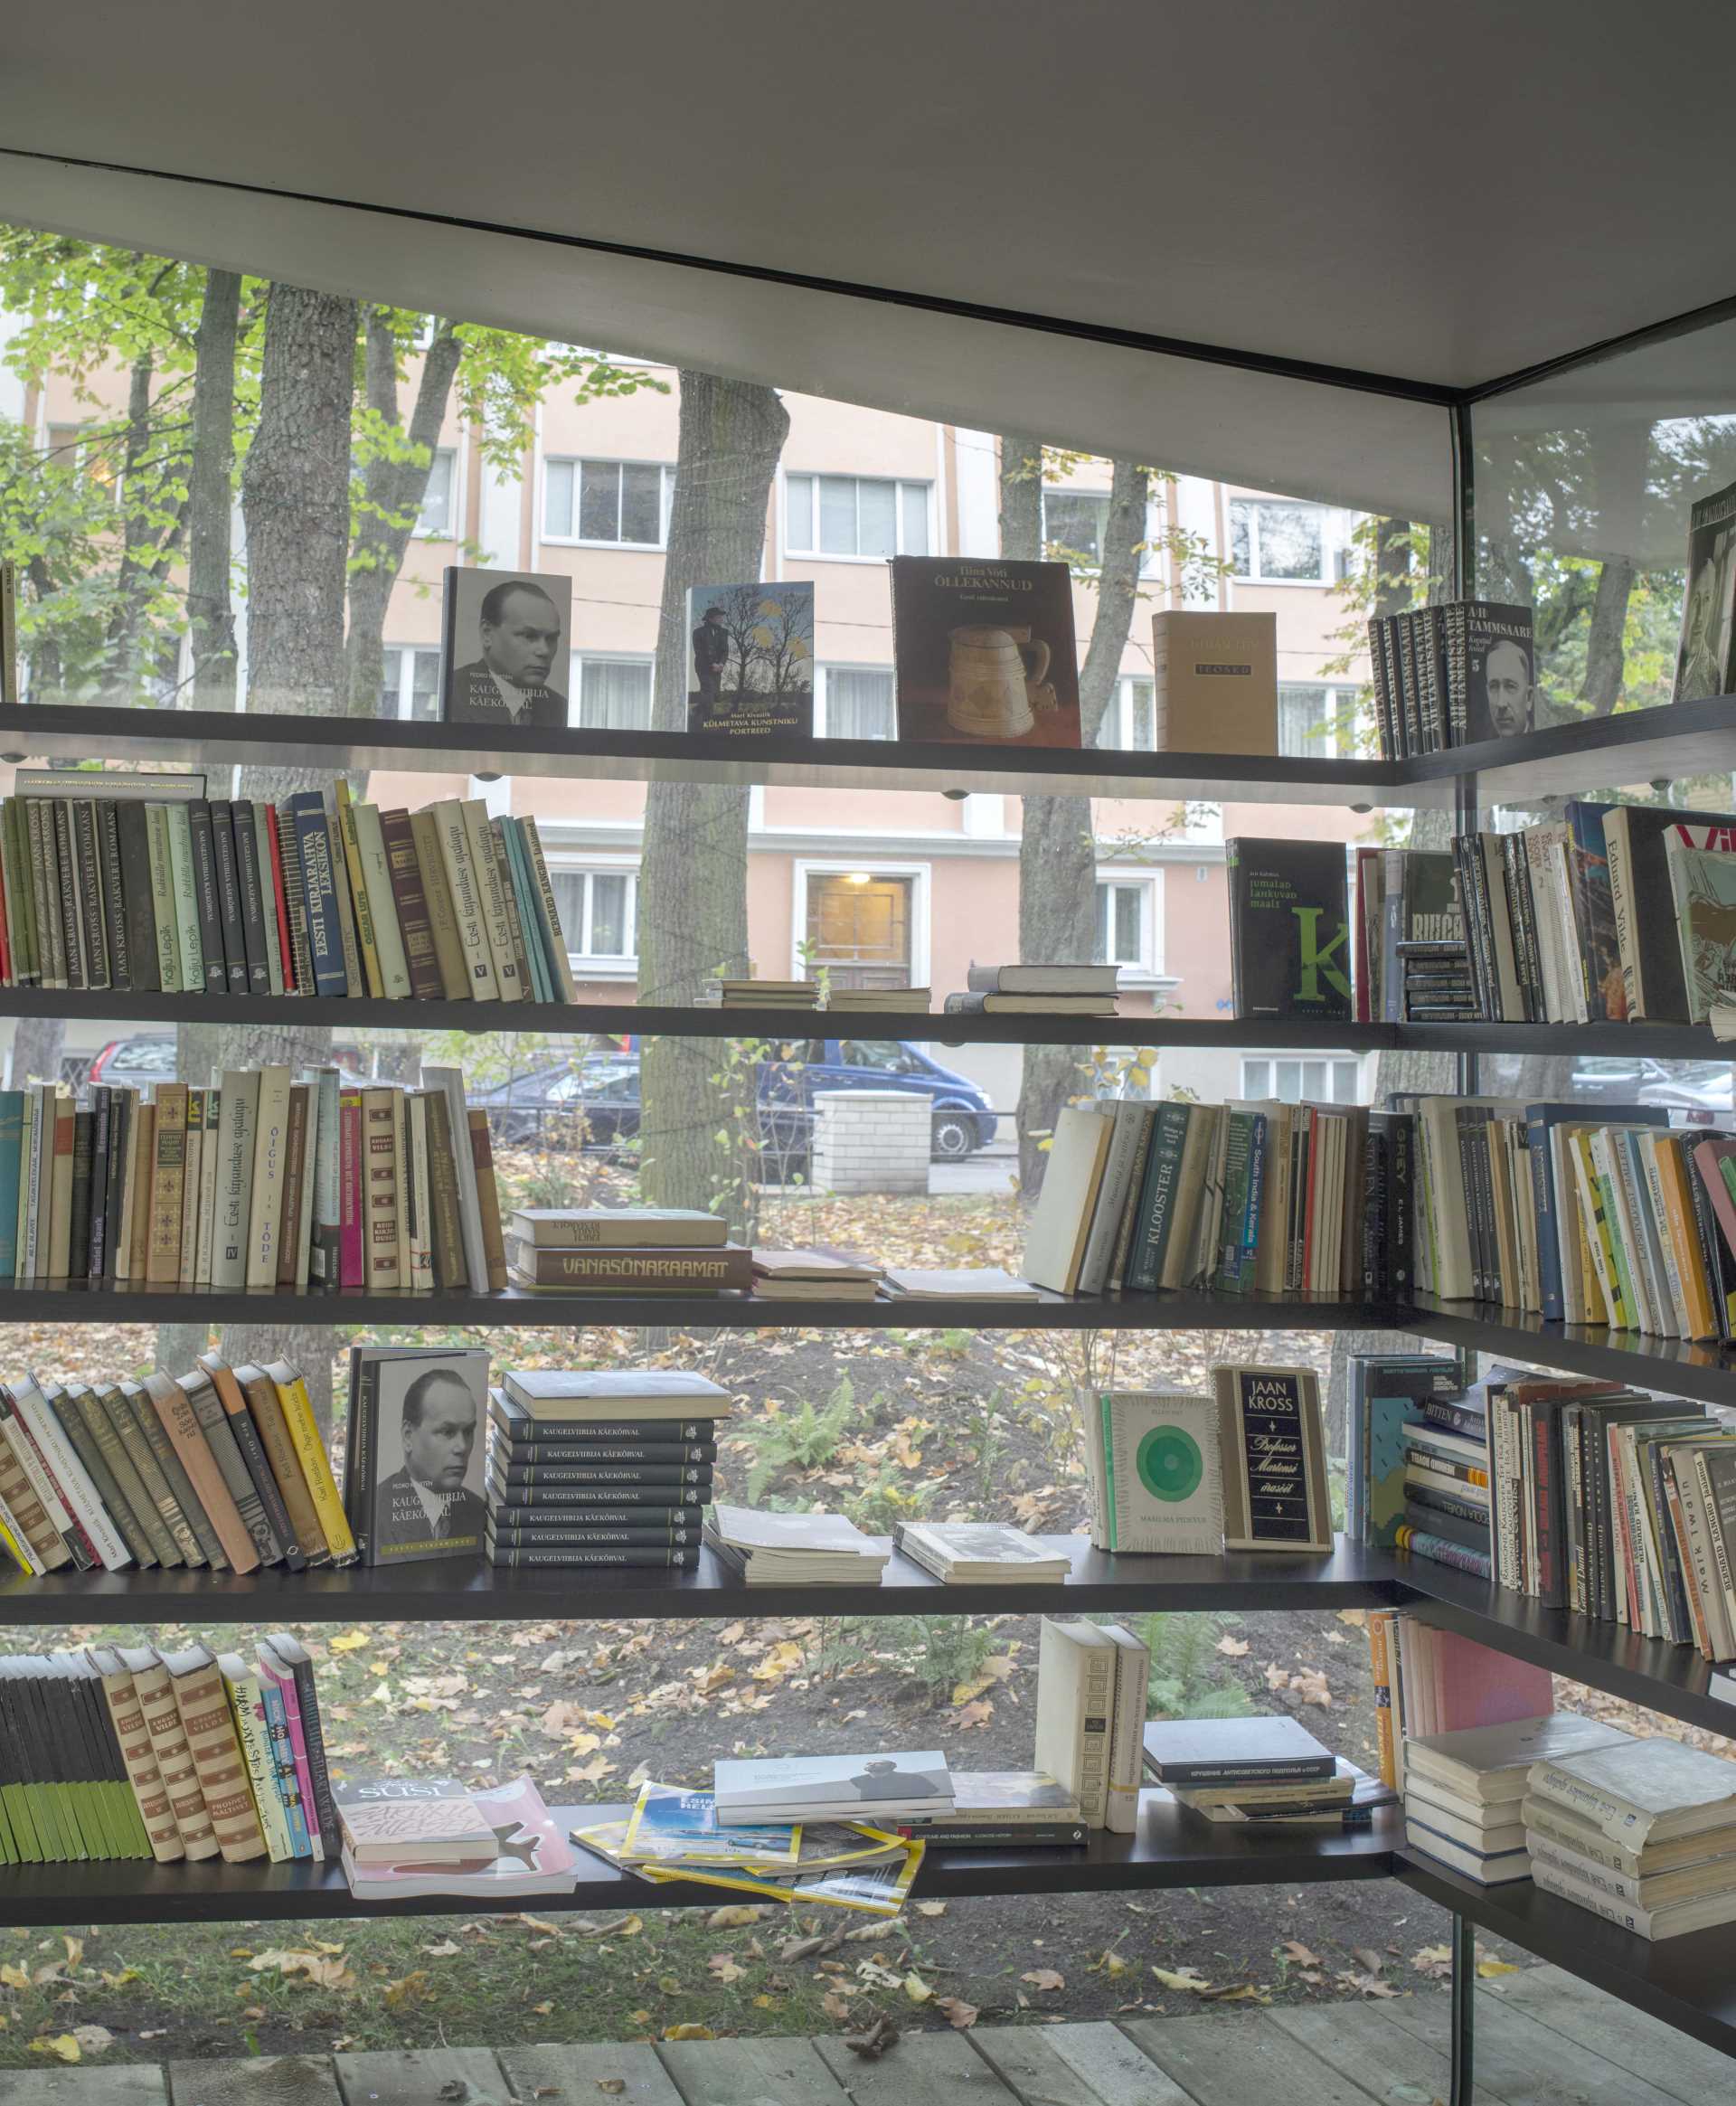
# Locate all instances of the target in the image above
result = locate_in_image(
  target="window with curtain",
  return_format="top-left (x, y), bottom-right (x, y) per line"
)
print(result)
top-left (382, 646), bottom-right (442, 721)
top-left (817, 666), bottom-right (895, 740)
top-left (573, 656), bottom-right (654, 730)
top-left (804, 871), bottom-right (916, 988)
top-left (1094, 676), bottom-right (1156, 751)
top-left (544, 458), bottom-right (673, 545)
top-left (1093, 873), bottom-right (1163, 971)
top-left (1277, 682), bottom-right (1364, 759)
top-left (549, 869), bottom-right (637, 959)
top-left (1240, 1055), bottom-right (1361, 1103)
top-left (416, 449), bottom-right (457, 536)
top-left (786, 474), bottom-right (929, 557)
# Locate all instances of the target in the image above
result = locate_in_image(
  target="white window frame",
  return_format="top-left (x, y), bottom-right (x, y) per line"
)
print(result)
top-left (1239, 1053), bottom-right (1363, 1106)
top-left (540, 456), bottom-right (675, 549)
top-left (1094, 866), bottom-right (1165, 980)
top-left (1095, 674), bottom-right (1156, 752)
top-left (783, 472), bottom-right (933, 562)
top-left (549, 855), bottom-right (641, 976)
top-left (382, 643), bottom-right (443, 721)
top-left (414, 445), bottom-right (461, 540)
top-left (1276, 680), bottom-right (1370, 761)
top-left (1040, 485), bottom-right (1165, 580)
top-left (1228, 496), bottom-right (1356, 587)
top-left (792, 858), bottom-right (932, 987)
top-left (812, 663), bottom-right (896, 741)
top-left (570, 652), bottom-right (656, 731)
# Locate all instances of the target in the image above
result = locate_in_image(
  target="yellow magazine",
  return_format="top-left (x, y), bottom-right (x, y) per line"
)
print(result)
top-left (620, 1781), bottom-right (799, 1867)
top-left (638, 1827), bottom-right (924, 1916)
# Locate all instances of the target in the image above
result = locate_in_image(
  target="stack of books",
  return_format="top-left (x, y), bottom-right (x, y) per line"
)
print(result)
top-left (1401, 1713), bottom-right (1633, 1884)
top-left (944, 963), bottom-right (1119, 1016)
top-left (1144, 1717), bottom-right (1386, 1831)
top-left (705, 1504), bottom-right (890, 1584)
top-left (505, 1206), bottom-right (750, 1297)
top-left (1366, 600), bottom-right (1533, 756)
top-left (0, 1064), bottom-right (504, 1294)
top-left (706, 976), bottom-right (821, 1011)
top-left (0, 1358), bottom-right (354, 1580)
top-left (713, 1750), bottom-right (954, 1827)
top-left (750, 1248), bottom-right (882, 1301)
top-left (892, 1520), bottom-right (1070, 1583)
top-left (338, 1774), bottom-right (575, 1900)
top-left (0, 770), bottom-right (577, 1005)
top-left (1524, 1735), bottom-right (1736, 1939)
top-left (483, 1368), bottom-right (730, 1570)
top-left (1344, 1351), bottom-right (1463, 1552)
top-left (891, 1772), bottom-right (1084, 1848)
top-left (826, 986), bottom-right (931, 1013)
top-left (1364, 1610), bottom-right (1555, 1790)
top-left (1035, 1618), bottom-right (1148, 1835)
top-left (879, 1265), bottom-right (1036, 1300)
top-left (64, 1633), bottom-right (336, 1867)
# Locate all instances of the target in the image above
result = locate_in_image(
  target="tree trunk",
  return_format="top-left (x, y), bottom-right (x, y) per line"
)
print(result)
top-left (637, 373), bottom-right (789, 1232)
top-left (105, 349), bottom-right (156, 697)
top-left (1581, 557), bottom-right (1637, 716)
top-left (160, 282), bottom-right (359, 1431)
top-left (1006, 444), bottom-right (1150, 1195)
top-left (8, 1014), bottom-right (65, 1089)
top-left (344, 311), bottom-right (465, 719)
top-left (187, 269), bottom-right (242, 711)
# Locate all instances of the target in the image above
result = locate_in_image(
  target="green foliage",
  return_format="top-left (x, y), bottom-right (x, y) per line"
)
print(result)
top-left (841, 1459), bottom-right (937, 1535)
top-left (736, 1376), bottom-right (857, 1499)
top-left (1133, 1612), bottom-right (1255, 1720)
top-left (826, 1614), bottom-right (994, 1697)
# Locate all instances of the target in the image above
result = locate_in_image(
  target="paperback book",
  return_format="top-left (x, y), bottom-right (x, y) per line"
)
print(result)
top-left (890, 557), bottom-right (1080, 747)
top-left (686, 581), bottom-right (814, 735)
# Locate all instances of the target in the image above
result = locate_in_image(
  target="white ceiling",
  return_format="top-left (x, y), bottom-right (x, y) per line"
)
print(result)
top-left (3, 0), bottom-right (1732, 520)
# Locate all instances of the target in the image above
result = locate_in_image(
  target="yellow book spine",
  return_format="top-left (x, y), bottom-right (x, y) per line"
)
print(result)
top-left (334, 781), bottom-right (384, 999)
top-left (270, 1366), bottom-right (357, 1563)
top-left (0, 1500), bottom-right (36, 1573)
top-left (1658, 1138), bottom-right (1718, 1342)
top-left (1569, 1132), bottom-right (1614, 1327)
top-left (1366, 1609), bottom-right (1396, 1791)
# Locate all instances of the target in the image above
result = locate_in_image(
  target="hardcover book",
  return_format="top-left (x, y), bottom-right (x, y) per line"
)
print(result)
top-left (440, 567), bottom-right (571, 729)
top-left (346, 1346), bottom-right (489, 1566)
top-left (1664, 839), bottom-right (1736, 1021)
top-left (713, 1750), bottom-right (952, 1823)
top-left (333, 1774), bottom-right (495, 1862)
top-left (1674, 477), bottom-right (1736, 704)
top-left (1142, 1714), bottom-right (1335, 1784)
top-left (891, 556), bottom-right (1080, 747)
top-left (1226, 836), bottom-right (1352, 1021)
top-left (1083, 1389), bottom-right (1223, 1554)
top-left (686, 581), bottom-right (814, 735)
top-left (1213, 1365), bottom-right (1333, 1553)
top-left (1151, 609), bottom-right (1277, 752)
top-left (1454, 601), bottom-right (1536, 742)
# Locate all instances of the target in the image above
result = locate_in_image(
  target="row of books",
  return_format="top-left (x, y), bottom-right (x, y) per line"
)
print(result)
top-left (0, 770), bottom-right (580, 1006)
top-left (1145, 1715), bottom-right (1391, 1833)
top-left (1366, 600), bottom-right (1534, 757)
top-left (1407, 1095), bottom-right (1736, 1338)
top-left (1363, 1608), bottom-right (1555, 1796)
top-left (0, 1065), bottom-right (506, 1293)
top-left (2, 1635), bottom-right (335, 1867)
top-left (1024, 1095), bottom-right (1413, 1302)
top-left (0, 1358), bottom-right (354, 1579)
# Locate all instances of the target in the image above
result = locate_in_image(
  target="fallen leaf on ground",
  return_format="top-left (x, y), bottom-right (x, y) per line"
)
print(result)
top-left (1477, 1959), bottom-right (1519, 1978)
top-left (420, 1940), bottom-right (460, 1959)
top-left (902, 1971), bottom-right (932, 2003)
top-left (1215, 1635), bottom-right (1250, 1657)
top-left (843, 2015), bottom-right (900, 2058)
top-left (936, 1996), bottom-right (978, 2029)
top-left (597, 2083), bottom-right (627, 2097)
top-left (1353, 1948), bottom-right (1385, 1975)
top-left (28, 2036), bottom-right (80, 2064)
top-left (955, 1698), bottom-right (994, 1728)
top-left (382, 1972), bottom-right (430, 2012)
top-left (1021, 1969), bottom-right (1064, 1991)
top-left (707, 1905), bottom-right (761, 1929)
top-left (663, 2025), bottom-right (715, 2041)
top-left (1281, 1941), bottom-right (1319, 1966)
top-left (328, 1630), bottom-right (371, 1652)
top-left (707, 1955), bottom-right (744, 1985)
top-left (1152, 1966), bottom-right (1212, 1992)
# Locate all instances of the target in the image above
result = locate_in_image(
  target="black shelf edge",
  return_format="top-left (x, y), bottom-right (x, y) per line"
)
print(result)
top-left (0, 1536), bottom-right (1404, 1625)
top-left (5, 694), bottom-right (1733, 809)
top-left (0, 985), bottom-right (1724, 1058)
top-left (1408, 1297), bottom-right (1736, 1408)
top-left (0, 1793), bottom-right (1401, 1927)
top-left (1396, 1851), bottom-right (1736, 2063)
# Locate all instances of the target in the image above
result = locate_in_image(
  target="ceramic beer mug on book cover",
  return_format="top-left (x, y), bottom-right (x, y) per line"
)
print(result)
top-left (946, 625), bottom-right (1055, 737)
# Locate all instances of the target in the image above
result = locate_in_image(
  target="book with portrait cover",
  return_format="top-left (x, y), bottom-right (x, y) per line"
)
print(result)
top-left (440, 568), bottom-right (571, 729)
top-left (1674, 478), bottom-right (1736, 704)
top-left (1212, 1365), bottom-right (1333, 1553)
top-left (890, 557), bottom-right (1080, 747)
top-left (686, 581), bottom-right (813, 736)
top-left (1444, 601), bottom-right (1535, 743)
top-left (344, 1346), bottom-right (490, 1566)
top-left (1665, 838), bottom-right (1736, 1021)
top-left (1226, 837), bottom-right (1352, 1021)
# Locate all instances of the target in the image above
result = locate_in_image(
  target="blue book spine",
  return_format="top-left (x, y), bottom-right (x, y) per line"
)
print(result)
top-left (289, 794), bottom-right (348, 999)
top-left (254, 1673), bottom-right (314, 1858)
top-left (503, 819), bottom-right (552, 1004)
top-left (0, 1091), bottom-right (22, 1277)
top-left (1525, 1105), bottom-right (1565, 1323)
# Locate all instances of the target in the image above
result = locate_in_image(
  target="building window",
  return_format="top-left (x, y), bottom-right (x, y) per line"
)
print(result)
top-left (815, 666), bottom-right (895, 741)
top-left (1094, 872), bottom-right (1163, 974)
top-left (1094, 675), bottom-right (1155, 752)
top-left (543, 458), bottom-right (674, 546)
top-left (801, 867), bottom-right (924, 988)
top-left (417, 449), bottom-right (457, 536)
top-left (1277, 683), bottom-right (1367, 760)
top-left (786, 474), bottom-right (929, 558)
top-left (1043, 487), bottom-right (1109, 567)
top-left (1229, 497), bottom-right (1337, 583)
top-left (572, 655), bottom-right (654, 731)
top-left (382, 646), bottom-right (442, 721)
top-left (550, 867), bottom-right (637, 961)
top-left (1240, 1054), bottom-right (1361, 1105)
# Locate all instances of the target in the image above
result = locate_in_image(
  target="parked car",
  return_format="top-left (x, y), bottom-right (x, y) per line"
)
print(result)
top-left (87, 1034), bottom-right (371, 1087)
top-left (476, 1037), bottom-right (998, 1161)
top-left (1568, 1054), bottom-right (1734, 1120)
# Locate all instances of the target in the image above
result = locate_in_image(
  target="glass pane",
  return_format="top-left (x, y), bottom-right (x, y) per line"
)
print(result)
top-left (1301, 1061), bottom-right (1326, 1097)
top-left (901, 483), bottom-right (929, 555)
top-left (549, 874), bottom-right (585, 947)
top-left (619, 462), bottom-right (664, 545)
top-left (818, 476), bottom-right (859, 554)
top-left (410, 650), bottom-right (441, 722)
top-left (579, 658), bottom-right (654, 730)
top-left (825, 668), bottom-right (895, 740)
top-left (417, 451), bottom-right (453, 534)
top-left (807, 874), bottom-right (911, 982)
top-left (543, 458), bottom-right (574, 538)
top-left (1045, 490), bottom-right (1106, 565)
top-left (1278, 684), bottom-right (1329, 759)
top-left (786, 473), bottom-right (814, 551)
top-left (1113, 884), bottom-right (1141, 963)
top-left (380, 647), bottom-right (402, 719)
top-left (1333, 1060), bottom-right (1358, 1103)
top-left (590, 874), bottom-right (629, 956)
top-left (579, 460), bottom-right (619, 541)
top-left (1127, 679), bottom-right (1154, 750)
top-left (1242, 1059), bottom-right (1270, 1098)
top-left (1229, 498), bottom-right (1252, 577)
top-left (857, 478), bottom-right (897, 558)
top-left (1256, 501), bottom-right (1324, 581)
top-left (1275, 1060), bottom-right (1301, 1100)
top-left (1093, 883), bottom-right (1109, 963)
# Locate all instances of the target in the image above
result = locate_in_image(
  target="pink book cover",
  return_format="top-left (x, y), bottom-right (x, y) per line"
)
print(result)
top-left (341, 1776), bottom-right (575, 1897)
top-left (1693, 1139), bottom-right (1736, 1260)
top-left (259, 1644), bottom-right (323, 1860)
top-left (339, 1092), bottom-right (364, 1288)
top-left (1431, 1628), bottom-right (1552, 1733)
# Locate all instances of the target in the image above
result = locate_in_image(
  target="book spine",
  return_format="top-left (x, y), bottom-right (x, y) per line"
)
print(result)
top-left (61, 1385), bottom-right (161, 1566)
top-left (130, 1658), bottom-right (219, 1858)
top-left (247, 1069), bottom-right (291, 1289)
top-left (486, 1544), bottom-right (700, 1568)
top-left (121, 1388), bottom-right (212, 1568)
top-left (490, 817), bottom-right (539, 998)
top-left (223, 1669), bottom-right (291, 1865)
top-left (271, 1368), bottom-right (358, 1566)
top-left (94, 1664), bottom-right (184, 1862)
top-left (210, 799), bottom-right (248, 992)
top-left (284, 1651), bottom-right (342, 1859)
top-left (518, 816), bottom-right (578, 1003)
top-left (354, 802), bottom-right (412, 998)
top-left (379, 808), bottom-right (445, 999)
top-left (253, 1672), bottom-right (313, 1857)
top-left (362, 1087), bottom-right (401, 1289)
top-left (71, 800), bottom-right (108, 987)
top-left (1102, 1625), bottom-right (1148, 1837)
top-left (470, 1110), bottom-right (508, 1289)
top-left (276, 1087), bottom-right (308, 1288)
top-left (334, 782), bottom-right (384, 998)
top-left (216, 1384), bottom-right (297, 1570)
top-left (309, 1070), bottom-right (341, 1285)
top-left (410, 807), bottom-right (471, 999)
top-left (425, 1089), bottom-right (469, 1290)
top-left (165, 803), bottom-right (203, 995)
top-left (171, 1380), bottom-right (268, 1572)
top-left (435, 799), bottom-right (499, 998)
top-left (231, 800), bottom-right (272, 995)
top-left (193, 1087), bottom-right (222, 1288)
top-left (146, 1083), bottom-right (187, 1284)
top-left (256, 1648), bottom-right (322, 1859)
top-left (186, 800), bottom-right (228, 994)
top-left (291, 798), bottom-right (349, 997)
top-left (168, 1658), bottom-right (266, 1863)
top-left (53, 799), bottom-right (86, 988)
top-left (274, 803), bottom-right (315, 996)
top-left (462, 797), bottom-right (521, 999)
top-left (404, 1091), bottom-right (433, 1289)
top-left (1392, 1522), bottom-right (1494, 1578)
top-left (245, 1372), bottom-right (327, 1565)
top-left (339, 1089), bottom-right (365, 1287)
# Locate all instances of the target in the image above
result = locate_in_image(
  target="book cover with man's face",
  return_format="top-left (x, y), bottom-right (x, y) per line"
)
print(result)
top-left (366, 1346), bottom-right (491, 1564)
top-left (441, 566), bottom-right (571, 729)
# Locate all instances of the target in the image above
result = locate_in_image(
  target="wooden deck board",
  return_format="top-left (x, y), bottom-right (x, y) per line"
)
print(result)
top-left (1382, 1982), bottom-right (1687, 2106)
top-left (812, 2029), bottom-right (1021, 2106)
top-left (498, 2043), bottom-right (681, 2105)
top-left (1485, 1964), bottom-right (1736, 2105)
top-left (1119, 2009), bottom-right (1379, 2105)
top-left (334, 2048), bottom-right (512, 2106)
top-left (971, 2020), bottom-right (1194, 2105)
top-left (168, 2060), bottom-right (343, 2106)
top-left (656, 2037), bottom-right (850, 2106)
top-left (1269, 2000), bottom-right (1506, 2104)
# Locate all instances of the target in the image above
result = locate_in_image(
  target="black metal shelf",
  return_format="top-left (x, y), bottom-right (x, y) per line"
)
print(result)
top-left (4, 694), bottom-right (1734, 809)
top-left (0, 983), bottom-right (1725, 1057)
top-left (0, 1791), bottom-right (1400, 1927)
top-left (0, 1535), bottom-right (1405, 1625)
top-left (1409, 1296), bottom-right (1736, 1408)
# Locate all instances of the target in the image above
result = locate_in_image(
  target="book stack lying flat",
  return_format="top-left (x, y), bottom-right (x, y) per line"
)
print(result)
top-left (709, 977), bottom-right (821, 1010)
top-left (0, 771), bottom-right (578, 1005)
top-left (1402, 1712), bottom-right (1633, 1884)
top-left (1363, 1610), bottom-right (1554, 1792)
top-left (750, 1248), bottom-right (882, 1301)
top-left (705, 1504), bottom-right (890, 1585)
top-left (483, 1367), bottom-right (730, 1570)
top-left (1166, 1756), bottom-right (1393, 1831)
top-left (0, 1063), bottom-right (504, 1294)
top-left (0, 1358), bottom-right (355, 1582)
top-left (879, 1265), bottom-right (1038, 1300)
top-left (1141, 1717), bottom-right (1386, 1831)
top-left (1036, 1618), bottom-right (1148, 1834)
top-left (1524, 1736), bottom-right (1736, 1939)
top-left (944, 963), bottom-right (1119, 1016)
top-left (505, 1207), bottom-right (750, 1296)
top-left (337, 1773), bottom-right (576, 1898)
top-left (892, 1520), bottom-right (1071, 1583)
top-left (826, 987), bottom-right (931, 1013)
top-left (892, 1771), bottom-right (1085, 1848)
top-left (713, 1750), bottom-right (953, 1827)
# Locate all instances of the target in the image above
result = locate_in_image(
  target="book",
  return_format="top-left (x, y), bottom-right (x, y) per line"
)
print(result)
top-left (965, 962), bottom-right (1120, 996)
top-left (1151, 609), bottom-right (1277, 752)
top-left (1142, 1715), bottom-right (1335, 1786)
top-left (1529, 1735), bottom-right (1736, 1846)
top-left (1404, 1713), bottom-right (1629, 1807)
top-left (1021, 1101), bottom-right (1114, 1294)
top-left (879, 1266), bottom-right (1037, 1299)
top-left (512, 1207), bottom-right (728, 1248)
top-left (508, 1242), bottom-right (752, 1292)
top-left (501, 1369), bottom-right (731, 1425)
top-left (334, 1774), bottom-right (496, 1863)
top-left (705, 1505), bottom-right (889, 1583)
top-left (1665, 838), bottom-right (1736, 1021)
top-left (160, 1643), bottom-right (268, 1864)
top-left (1082, 1388), bottom-right (1223, 1554)
top-left (341, 1775), bottom-right (577, 1899)
top-left (1674, 477), bottom-right (1736, 704)
top-left (1213, 1365), bottom-right (1333, 1554)
top-left (891, 556), bottom-right (1080, 746)
top-left (440, 567), bottom-right (571, 729)
top-left (892, 1521), bottom-right (1070, 1582)
top-left (1099, 1621), bottom-right (1150, 1835)
top-left (347, 1346), bottom-right (489, 1567)
top-left (1033, 1619), bottom-right (1117, 1827)
top-left (1227, 837), bottom-right (1352, 1021)
top-left (712, 1751), bottom-right (952, 1825)
top-left (685, 580), bottom-right (814, 734)
top-left (259, 1633), bottom-right (338, 1859)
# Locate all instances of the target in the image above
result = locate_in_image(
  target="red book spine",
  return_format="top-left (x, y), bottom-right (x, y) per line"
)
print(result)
top-left (1300, 1109), bottom-right (1319, 1289)
top-left (338, 1091), bottom-right (364, 1287)
top-left (1532, 1408), bottom-right (1555, 1601)
top-left (264, 804), bottom-right (296, 994)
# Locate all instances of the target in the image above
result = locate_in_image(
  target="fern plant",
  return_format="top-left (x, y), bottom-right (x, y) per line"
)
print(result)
top-left (736, 1376), bottom-right (857, 1499)
top-left (1135, 1612), bottom-right (1254, 1720)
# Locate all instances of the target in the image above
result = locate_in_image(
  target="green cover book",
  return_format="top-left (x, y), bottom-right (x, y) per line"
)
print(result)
top-left (166, 802), bottom-right (205, 995)
top-left (1226, 836), bottom-right (1353, 1022)
top-left (1126, 1103), bottom-right (1192, 1295)
top-left (145, 804), bottom-right (180, 993)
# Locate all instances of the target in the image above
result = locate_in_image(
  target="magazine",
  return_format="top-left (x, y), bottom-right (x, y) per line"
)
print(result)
top-left (340, 1777), bottom-right (576, 1898)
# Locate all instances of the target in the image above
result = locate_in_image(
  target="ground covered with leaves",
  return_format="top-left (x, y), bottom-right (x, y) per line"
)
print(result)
top-left (0, 1183), bottom-right (1722, 2067)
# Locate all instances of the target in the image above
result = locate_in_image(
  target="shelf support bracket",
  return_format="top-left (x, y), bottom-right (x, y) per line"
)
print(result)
top-left (1448, 1908), bottom-right (1477, 2106)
